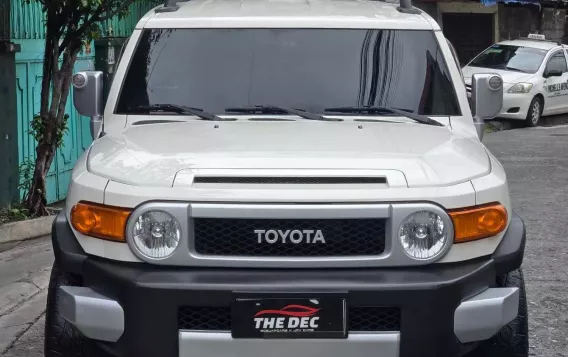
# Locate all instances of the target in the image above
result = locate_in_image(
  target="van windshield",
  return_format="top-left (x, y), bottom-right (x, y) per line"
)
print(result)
top-left (116, 29), bottom-right (460, 116)
top-left (469, 44), bottom-right (548, 74)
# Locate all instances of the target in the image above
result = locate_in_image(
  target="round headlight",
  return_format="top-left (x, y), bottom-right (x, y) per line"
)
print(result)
top-left (398, 210), bottom-right (448, 260)
top-left (132, 210), bottom-right (181, 259)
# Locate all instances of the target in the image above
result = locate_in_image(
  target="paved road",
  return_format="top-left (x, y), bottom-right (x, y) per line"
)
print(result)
top-left (484, 125), bottom-right (568, 357)
top-left (1, 125), bottom-right (568, 356)
top-left (0, 237), bottom-right (52, 357)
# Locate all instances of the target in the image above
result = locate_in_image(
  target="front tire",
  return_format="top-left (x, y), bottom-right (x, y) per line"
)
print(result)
top-left (45, 263), bottom-right (94, 357)
top-left (525, 97), bottom-right (542, 127)
top-left (467, 269), bottom-right (529, 357)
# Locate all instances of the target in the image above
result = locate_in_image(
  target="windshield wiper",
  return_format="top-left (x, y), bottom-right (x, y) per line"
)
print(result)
top-left (324, 106), bottom-right (444, 126)
top-left (132, 104), bottom-right (231, 121)
top-left (225, 105), bottom-right (341, 121)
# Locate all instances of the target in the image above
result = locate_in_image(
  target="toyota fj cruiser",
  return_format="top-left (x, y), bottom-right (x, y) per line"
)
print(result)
top-left (45, 0), bottom-right (528, 356)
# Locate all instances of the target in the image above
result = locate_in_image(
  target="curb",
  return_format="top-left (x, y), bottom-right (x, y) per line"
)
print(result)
top-left (0, 215), bottom-right (55, 244)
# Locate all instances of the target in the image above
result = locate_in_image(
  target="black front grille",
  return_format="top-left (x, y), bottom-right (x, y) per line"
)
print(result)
top-left (193, 218), bottom-right (386, 256)
top-left (178, 306), bottom-right (231, 331)
top-left (348, 306), bottom-right (401, 331)
top-left (178, 306), bottom-right (401, 331)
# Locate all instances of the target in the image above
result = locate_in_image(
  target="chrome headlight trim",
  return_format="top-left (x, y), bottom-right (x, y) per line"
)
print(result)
top-left (397, 210), bottom-right (451, 260)
top-left (390, 203), bottom-right (454, 263)
top-left (126, 202), bottom-right (190, 262)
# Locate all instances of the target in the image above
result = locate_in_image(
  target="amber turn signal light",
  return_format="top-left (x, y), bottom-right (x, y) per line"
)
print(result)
top-left (70, 202), bottom-right (132, 242)
top-left (449, 203), bottom-right (508, 243)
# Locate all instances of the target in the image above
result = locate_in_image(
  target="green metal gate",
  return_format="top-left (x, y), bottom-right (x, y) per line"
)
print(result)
top-left (14, 40), bottom-right (95, 203)
top-left (10, 0), bottom-right (157, 203)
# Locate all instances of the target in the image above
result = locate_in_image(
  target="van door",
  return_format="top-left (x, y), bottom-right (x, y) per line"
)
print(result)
top-left (543, 50), bottom-right (568, 114)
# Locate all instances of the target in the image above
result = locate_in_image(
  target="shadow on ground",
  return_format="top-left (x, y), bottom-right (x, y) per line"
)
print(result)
top-left (488, 113), bottom-right (568, 132)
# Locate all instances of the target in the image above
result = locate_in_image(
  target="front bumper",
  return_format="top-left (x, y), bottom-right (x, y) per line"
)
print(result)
top-left (52, 212), bottom-right (526, 357)
top-left (497, 92), bottom-right (533, 120)
top-left (465, 84), bottom-right (532, 120)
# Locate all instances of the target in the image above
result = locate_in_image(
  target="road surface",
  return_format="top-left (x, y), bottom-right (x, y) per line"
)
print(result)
top-left (1, 125), bottom-right (568, 356)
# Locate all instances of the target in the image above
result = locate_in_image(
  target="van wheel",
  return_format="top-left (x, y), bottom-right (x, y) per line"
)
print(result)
top-left (466, 269), bottom-right (529, 357)
top-left (525, 97), bottom-right (542, 127)
top-left (45, 263), bottom-right (95, 357)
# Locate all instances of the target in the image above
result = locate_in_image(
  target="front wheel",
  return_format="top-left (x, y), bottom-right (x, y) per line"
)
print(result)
top-left (525, 97), bottom-right (542, 127)
top-left (466, 268), bottom-right (529, 357)
top-left (44, 263), bottom-right (95, 357)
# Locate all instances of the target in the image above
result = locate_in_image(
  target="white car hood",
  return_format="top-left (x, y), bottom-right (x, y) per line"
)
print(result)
top-left (462, 65), bottom-right (533, 85)
top-left (87, 121), bottom-right (490, 188)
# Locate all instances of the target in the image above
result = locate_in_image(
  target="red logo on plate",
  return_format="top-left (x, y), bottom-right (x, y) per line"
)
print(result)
top-left (254, 305), bottom-right (321, 318)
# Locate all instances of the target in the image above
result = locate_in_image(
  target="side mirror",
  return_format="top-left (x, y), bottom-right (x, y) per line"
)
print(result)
top-left (471, 73), bottom-right (503, 140)
top-left (72, 71), bottom-right (104, 139)
top-left (544, 69), bottom-right (563, 78)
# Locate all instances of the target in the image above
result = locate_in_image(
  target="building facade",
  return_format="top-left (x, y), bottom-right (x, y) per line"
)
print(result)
top-left (415, 0), bottom-right (567, 64)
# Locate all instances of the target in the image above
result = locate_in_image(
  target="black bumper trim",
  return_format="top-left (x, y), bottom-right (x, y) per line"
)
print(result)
top-left (51, 212), bottom-right (86, 275)
top-left (50, 210), bottom-right (526, 357)
top-left (492, 213), bottom-right (526, 275)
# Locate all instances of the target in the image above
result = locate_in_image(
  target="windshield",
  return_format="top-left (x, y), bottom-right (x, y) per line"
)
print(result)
top-left (116, 29), bottom-right (460, 116)
top-left (469, 44), bottom-right (548, 73)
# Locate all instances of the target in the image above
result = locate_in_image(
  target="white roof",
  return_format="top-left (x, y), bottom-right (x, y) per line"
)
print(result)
top-left (138, 0), bottom-right (438, 30)
top-left (498, 39), bottom-right (562, 51)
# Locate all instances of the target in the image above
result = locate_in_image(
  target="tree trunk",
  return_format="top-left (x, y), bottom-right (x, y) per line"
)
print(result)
top-left (26, 140), bottom-right (56, 216)
top-left (25, 42), bottom-right (81, 217)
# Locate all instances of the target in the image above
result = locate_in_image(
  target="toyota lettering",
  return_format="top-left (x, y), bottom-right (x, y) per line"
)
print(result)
top-left (255, 229), bottom-right (326, 244)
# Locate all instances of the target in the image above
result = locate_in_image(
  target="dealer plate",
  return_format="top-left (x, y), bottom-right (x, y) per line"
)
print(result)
top-left (231, 298), bottom-right (346, 339)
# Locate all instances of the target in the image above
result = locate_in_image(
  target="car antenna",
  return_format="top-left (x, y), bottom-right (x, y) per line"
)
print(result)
top-left (155, 0), bottom-right (188, 13)
top-left (396, 0), bottom-right (420, 14)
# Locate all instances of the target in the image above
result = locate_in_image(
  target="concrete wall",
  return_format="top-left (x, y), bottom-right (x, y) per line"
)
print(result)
top-left (415, 1), bottom-right (566, 44)
top-left (498, 4), bottom-right (540, 41)
top-left (541, 8), bottom-right (566, 43)
top-left (497, 4), bottom-right (565, 43)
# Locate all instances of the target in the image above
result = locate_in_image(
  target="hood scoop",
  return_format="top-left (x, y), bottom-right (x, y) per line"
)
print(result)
top-left (193, 176), bottom-right (387, 185)
top-left (175, 169), bottom-right (407, 189)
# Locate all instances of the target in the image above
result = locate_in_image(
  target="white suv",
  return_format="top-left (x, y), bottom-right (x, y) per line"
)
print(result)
top-left (45, 1), bottom-right (527, 357)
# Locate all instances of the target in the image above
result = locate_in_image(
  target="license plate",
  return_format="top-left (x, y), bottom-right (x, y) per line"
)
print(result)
top-left (231, 297), bottom-right (346, 339)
